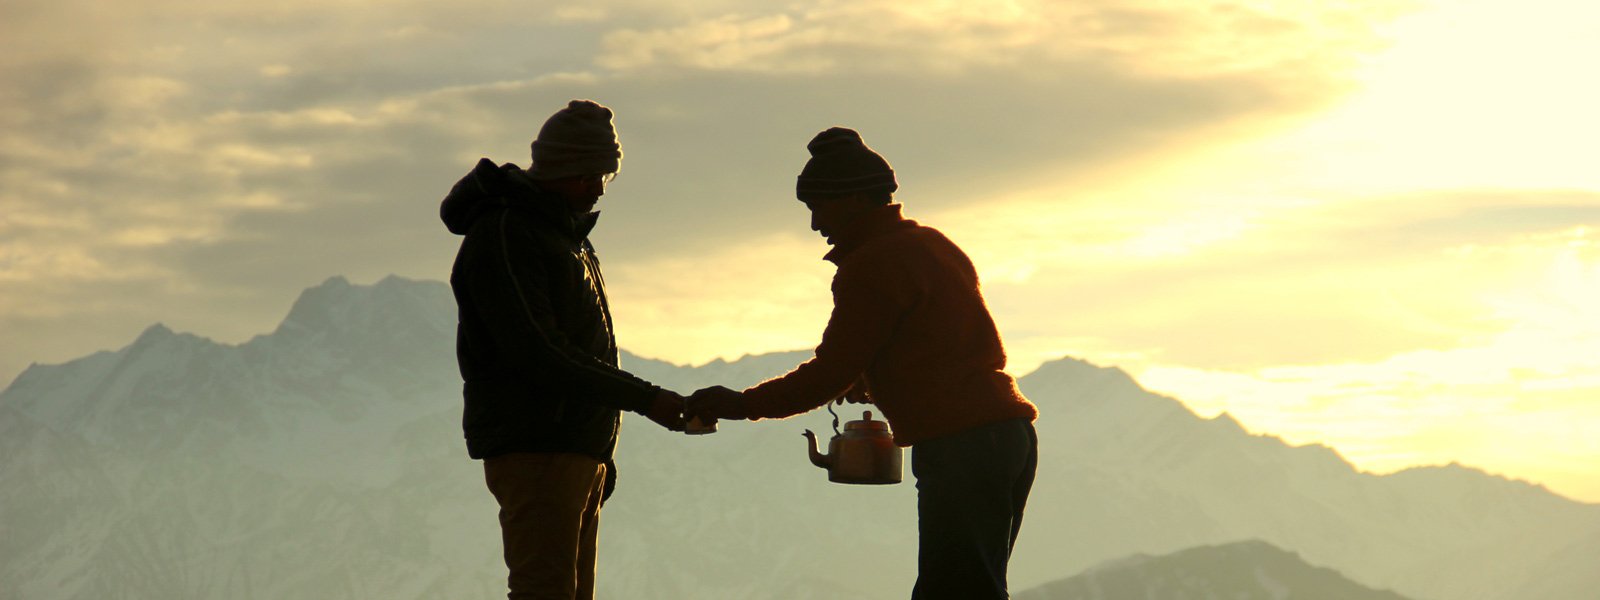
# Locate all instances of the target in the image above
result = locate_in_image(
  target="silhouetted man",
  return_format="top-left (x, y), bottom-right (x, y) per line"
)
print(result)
top-left (440, 99), bottom-right (685, 600)
top-left (690, 127), bottom-right (1039, 600)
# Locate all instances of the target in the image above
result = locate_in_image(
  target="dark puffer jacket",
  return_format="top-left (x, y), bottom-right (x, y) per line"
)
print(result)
top-left (441, 158), bottom-right (658, 491)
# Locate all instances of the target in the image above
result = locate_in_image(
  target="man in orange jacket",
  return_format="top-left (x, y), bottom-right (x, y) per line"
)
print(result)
top-left (690, 127), bottom-right (1039, 600)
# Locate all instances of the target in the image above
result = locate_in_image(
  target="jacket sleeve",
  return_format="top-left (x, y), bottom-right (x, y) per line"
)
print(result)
top-left (737, 255), bottom-right (908, 419)
top-left (464, 209), bottom-right (659, 414)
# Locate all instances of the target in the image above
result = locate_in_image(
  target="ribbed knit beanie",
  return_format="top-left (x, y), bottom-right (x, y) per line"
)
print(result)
top-left (795, 127), bottom-right (897, 201)
top-left (529, 99), bottom-right (622, 180)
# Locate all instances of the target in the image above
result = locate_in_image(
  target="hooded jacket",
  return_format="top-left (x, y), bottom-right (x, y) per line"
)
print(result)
top-left (441, 158), bottom-right (658, 480)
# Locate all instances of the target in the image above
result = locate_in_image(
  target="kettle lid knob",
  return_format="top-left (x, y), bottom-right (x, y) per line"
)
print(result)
top-left (845, 411), bottom-right (890, 432)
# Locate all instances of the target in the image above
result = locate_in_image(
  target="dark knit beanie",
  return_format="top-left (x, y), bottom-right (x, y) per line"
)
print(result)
top-left (529, 99), bottom-right (622, 180)
top-left (795, 127), bottom-right (897, 201)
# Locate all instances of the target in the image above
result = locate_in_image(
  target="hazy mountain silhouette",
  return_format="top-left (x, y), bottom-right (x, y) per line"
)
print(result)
top-left (2, 275), bottom-right (1597, 599)
top-left (1014, 539), bottom-right (1414, 600)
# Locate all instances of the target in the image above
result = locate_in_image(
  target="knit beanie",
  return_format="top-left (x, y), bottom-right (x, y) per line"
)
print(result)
top-left (795, 127), bottom-right (898, 201)
top-left (528, 99), bottom-right (622, 180)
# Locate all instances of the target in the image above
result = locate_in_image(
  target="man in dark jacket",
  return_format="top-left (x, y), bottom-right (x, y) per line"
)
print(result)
top-left (690, 127), bottom-right (1039, 600)
top-left (440, 99), bottom-right (685, 600)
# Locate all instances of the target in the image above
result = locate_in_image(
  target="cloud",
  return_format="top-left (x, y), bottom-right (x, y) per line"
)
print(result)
top-left (8, 0), bottom-right (1598, 501)
top-left (933, 186), bottom-right (1600, 373)
top-left (0, 0), bottom-right (1411, 387)
top-left (599, 14), bottom-right (808, 72)
top-left (595, 0), bottom-right (1408, 79)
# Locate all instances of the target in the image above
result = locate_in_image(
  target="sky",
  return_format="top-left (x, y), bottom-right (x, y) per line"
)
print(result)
top-left (3, 0), bottom-right (1598, 502)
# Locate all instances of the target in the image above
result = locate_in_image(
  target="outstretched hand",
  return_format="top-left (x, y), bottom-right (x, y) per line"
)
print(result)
top-left (837, 376), bottom-right (874, 405)
top-left (687, 385), bottom-right (745, 421)
top-left (645, 389), bottom-right (687, 432)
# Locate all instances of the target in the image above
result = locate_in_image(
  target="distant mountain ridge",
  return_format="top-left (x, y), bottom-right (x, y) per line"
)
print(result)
top-left (3, 275), bottom-right (1598, 599)
top-left (1014, 540), bottom-right (1414, 600)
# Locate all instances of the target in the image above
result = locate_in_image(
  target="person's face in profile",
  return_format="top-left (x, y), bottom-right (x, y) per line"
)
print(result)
top-left (803, 194), bottom-right (873, 245)
top-left (543, 172), bottom-right (613, 215)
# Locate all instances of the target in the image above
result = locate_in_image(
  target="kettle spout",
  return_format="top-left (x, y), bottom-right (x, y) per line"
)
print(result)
top-left (802, 430), bottom-right (831, 469)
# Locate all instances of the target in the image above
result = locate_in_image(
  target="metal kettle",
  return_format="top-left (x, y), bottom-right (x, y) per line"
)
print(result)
top-left (802, 410), bottom-right (902, 485)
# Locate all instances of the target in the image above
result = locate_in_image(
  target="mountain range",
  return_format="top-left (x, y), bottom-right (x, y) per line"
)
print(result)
top-left (2, 275), bottom-right (1597, 599)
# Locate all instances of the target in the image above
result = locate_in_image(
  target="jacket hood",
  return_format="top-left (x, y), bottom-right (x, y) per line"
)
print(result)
top-left (441, 158), bottom-right (603, 240)
top-left (441, 158), bottom-right (534, 235)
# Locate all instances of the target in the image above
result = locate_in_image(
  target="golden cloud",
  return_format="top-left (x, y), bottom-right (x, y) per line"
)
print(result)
top-left (596, 0), bottom-right (1414, 80)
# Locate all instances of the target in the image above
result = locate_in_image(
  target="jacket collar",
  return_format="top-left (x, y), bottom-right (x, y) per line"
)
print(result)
top-left (823, 203), bottom-right (913, 264)
top-left (575, 210), bottom-right (601, 239)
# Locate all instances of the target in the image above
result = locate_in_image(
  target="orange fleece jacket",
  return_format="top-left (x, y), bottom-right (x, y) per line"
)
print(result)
top-left (738, 204), bottom-right (1038, 446)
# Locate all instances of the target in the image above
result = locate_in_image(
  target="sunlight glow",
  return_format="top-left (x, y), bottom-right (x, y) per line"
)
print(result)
top-left (607, 232), bottom-right (837, 368)
top-left (914, 0), bottom-right (1600, 502)
top-left (1260, 0), bottom-right (1600, 193)
top-left (1135, 232), bottom-right (1600, 502)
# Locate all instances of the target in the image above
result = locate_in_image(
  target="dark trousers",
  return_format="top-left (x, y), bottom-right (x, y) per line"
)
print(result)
top-left (910, 418), bottom-right (1038, 600)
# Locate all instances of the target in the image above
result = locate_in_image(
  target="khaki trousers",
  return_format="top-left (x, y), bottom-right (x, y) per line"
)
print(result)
top-left (483, 452), bottom-right (607, 600)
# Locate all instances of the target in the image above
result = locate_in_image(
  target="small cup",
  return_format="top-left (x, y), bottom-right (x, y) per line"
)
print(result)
top-left (685, 415), bottom-right (717, 435)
